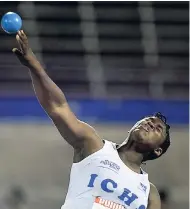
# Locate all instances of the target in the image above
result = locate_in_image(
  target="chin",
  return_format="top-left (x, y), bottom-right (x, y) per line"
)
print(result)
top-left (132, 128), bottom-right (148, 143)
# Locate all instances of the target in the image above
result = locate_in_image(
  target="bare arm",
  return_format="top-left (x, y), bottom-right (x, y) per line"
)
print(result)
top-left (148, 183), bottom-right (161, 209)
top-left (13, 30), bottom-right (103, 154)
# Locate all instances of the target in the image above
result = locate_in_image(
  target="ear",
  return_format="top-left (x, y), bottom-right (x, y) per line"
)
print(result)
top-left (154, 148), bottom-right (163, 157)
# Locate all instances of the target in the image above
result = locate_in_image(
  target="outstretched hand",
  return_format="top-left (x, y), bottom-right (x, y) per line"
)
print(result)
top-left (12, 30), bottom-right (35, 66)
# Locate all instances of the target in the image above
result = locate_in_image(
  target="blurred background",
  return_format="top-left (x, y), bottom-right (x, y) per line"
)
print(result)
top-left (0, 1), bottom-right (189, 209)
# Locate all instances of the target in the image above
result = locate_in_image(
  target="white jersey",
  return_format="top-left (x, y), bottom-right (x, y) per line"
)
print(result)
top-left (61, 140), bottom-right (150, 209)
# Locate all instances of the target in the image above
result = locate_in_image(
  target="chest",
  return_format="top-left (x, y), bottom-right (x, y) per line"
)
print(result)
top-left (86, 156), bottom-right (150, 209)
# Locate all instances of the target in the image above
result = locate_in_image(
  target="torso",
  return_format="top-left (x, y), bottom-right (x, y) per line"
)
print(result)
top-left (61, 140), bottom-right (150, 209)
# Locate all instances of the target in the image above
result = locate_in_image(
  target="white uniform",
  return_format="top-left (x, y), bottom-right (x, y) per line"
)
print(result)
top-left (61, 140), bottom-right (150, 209)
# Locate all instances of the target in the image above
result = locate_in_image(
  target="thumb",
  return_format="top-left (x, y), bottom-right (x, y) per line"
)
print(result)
top-left (12, 48), bottom-right (28, 66)
top-left (12, 48), bottom-right (23, 57)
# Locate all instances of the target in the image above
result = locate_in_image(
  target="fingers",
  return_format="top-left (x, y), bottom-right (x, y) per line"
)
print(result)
top-left (17, 30), bottom-right (27, 42)
top-left (16, 34), bottom-right (23, 51)
top-left (16, 34), bottom-right (23, 46)
top-left (15, 30), bottom-right (31, 58)
top-left (12, 48), bottom-right (17, 53)
top-left (16, 34), bottom-right (20, 42)
top-left (20, 30), bottom-right (26, 36)
top-left (16, 30), bottom-right (29, 53)
top-left (12, 47), bottom-right (27, 65)
top-left (12, 48), bottom-right (23, 56)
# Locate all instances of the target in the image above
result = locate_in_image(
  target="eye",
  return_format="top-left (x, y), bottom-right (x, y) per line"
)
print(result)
top-left (156, 127), bottom-right (160, 131)
top-left (157, 125), bottom-right (163, 131)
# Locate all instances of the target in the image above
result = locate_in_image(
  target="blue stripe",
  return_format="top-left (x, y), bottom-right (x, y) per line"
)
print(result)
top-left (0, 97), bottom-right (188, 124)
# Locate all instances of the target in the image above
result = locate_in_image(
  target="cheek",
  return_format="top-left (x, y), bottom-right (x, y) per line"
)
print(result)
top-left (149, 133), bottom-right (163, 146)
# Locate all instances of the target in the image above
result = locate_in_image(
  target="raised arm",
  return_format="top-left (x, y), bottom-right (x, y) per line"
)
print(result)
top-left (13, 30), bottom-right (103, 155)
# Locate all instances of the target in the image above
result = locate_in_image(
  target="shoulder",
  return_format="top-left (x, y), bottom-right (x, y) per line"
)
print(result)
top-left (148, 183), bottom-right (161, 209)
top-left (150, 182), bottom-right (159, 194)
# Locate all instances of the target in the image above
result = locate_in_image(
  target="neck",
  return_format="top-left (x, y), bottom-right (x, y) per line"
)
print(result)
top-left (118, 143), bottom-right (144, 173)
